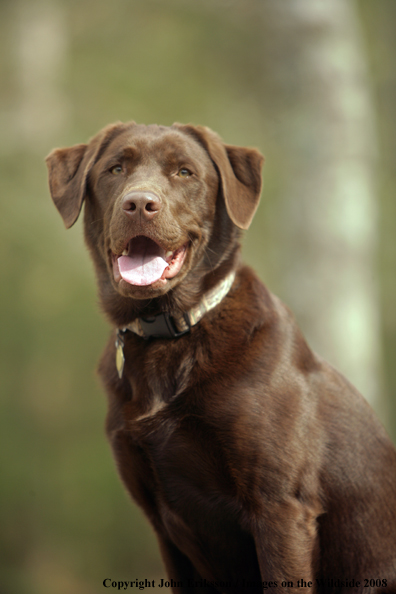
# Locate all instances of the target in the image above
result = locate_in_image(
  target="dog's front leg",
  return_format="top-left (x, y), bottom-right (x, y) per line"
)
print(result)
top-left (157, 536), bottom-right (220, 594)
top-left (109, 430), bottom-right (220, 593)
top-left (251, 500), bottom-right (318, 594)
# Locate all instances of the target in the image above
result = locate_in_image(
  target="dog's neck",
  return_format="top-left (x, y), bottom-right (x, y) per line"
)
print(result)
top-left (121, 270), bottom-right (236, 340)
top-left (113, 269), bottom-right (236, 378)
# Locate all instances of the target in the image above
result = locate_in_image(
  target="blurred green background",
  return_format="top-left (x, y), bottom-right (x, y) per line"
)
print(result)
top-left (1, 1), bottom-right (395, 592)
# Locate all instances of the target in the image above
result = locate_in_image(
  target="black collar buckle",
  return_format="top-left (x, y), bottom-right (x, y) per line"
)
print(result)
top-left (139, 312), bottom-right (191, 339)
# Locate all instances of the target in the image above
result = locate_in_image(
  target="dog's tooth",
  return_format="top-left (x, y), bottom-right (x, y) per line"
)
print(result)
top-left (122, 249), bottom-right (128, 256)
top-left (165, 250), bottom-right (173, 258)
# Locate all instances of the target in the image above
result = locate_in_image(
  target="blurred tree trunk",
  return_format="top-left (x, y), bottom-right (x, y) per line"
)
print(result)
top-left (13, 0), bottom-right (69, 153)
top-left (258, 1), bottom-right (383, 411)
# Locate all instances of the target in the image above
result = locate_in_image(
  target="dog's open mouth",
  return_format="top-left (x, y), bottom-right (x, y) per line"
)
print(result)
top-left (112, 236), bottom-right (188, 287)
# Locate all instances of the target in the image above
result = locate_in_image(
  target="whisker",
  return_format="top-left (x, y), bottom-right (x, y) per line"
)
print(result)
top-left (201, 246), bottom-right (216, 272)
top-left (90, 217), bottom-right (104, 225)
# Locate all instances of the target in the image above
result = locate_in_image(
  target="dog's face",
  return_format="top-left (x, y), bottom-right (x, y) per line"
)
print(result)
top-left (89, 124), bottom-right (220, 300)
top-left (46, 122), bottom-right (263, 321)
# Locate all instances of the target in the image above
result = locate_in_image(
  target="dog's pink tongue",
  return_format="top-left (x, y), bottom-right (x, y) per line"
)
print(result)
top-left (118, 253), bottom-right (168, 286)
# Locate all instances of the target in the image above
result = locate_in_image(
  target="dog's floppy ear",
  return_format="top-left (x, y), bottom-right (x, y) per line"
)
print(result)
top-left (45, 123), bottom-right (126, 228)
top-left (174, 124), bottom-right (264, 230)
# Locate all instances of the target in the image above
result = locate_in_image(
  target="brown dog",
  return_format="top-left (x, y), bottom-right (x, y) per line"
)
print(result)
top-left (46, 122), bottom-right (396, 593)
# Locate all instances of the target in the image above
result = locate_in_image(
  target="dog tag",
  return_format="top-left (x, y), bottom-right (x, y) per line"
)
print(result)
top-left (115, 331), bottom-right (125, 379)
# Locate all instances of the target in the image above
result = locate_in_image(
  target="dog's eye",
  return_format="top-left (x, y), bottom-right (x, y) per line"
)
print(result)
top-left (177, 168), bottom-right (192, 178)
top-left (110, 165), bottom-right (123, 175)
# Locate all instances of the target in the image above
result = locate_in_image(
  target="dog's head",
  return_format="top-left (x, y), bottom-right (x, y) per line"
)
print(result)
top-left (46, 122), bottom-right (263, 324)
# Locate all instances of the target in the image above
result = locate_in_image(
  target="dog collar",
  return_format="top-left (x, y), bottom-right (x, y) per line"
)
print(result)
top-left (115, 271), bottom-right (236, 378)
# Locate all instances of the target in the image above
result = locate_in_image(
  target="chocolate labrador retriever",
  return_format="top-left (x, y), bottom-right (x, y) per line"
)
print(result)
top-left (46, 122), bottom-right (396, 593)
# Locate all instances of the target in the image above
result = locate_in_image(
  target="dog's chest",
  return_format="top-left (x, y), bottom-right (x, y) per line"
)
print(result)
top-left (114, 335), bottom-right (264, 583)
top-left (124, 337), bottom-right (262, 518)
top-left (128, 405), bottom-right (261, 585)
top-left (129, 400), bottom-right (237, 509)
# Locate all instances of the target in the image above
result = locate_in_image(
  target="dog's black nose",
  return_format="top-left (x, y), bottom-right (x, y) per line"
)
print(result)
top-left (122, 191), bottom-right (161, 221)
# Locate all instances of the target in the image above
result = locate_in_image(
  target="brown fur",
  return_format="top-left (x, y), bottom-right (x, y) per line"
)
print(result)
top-left (46, 122), bottom-right (396, 593)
